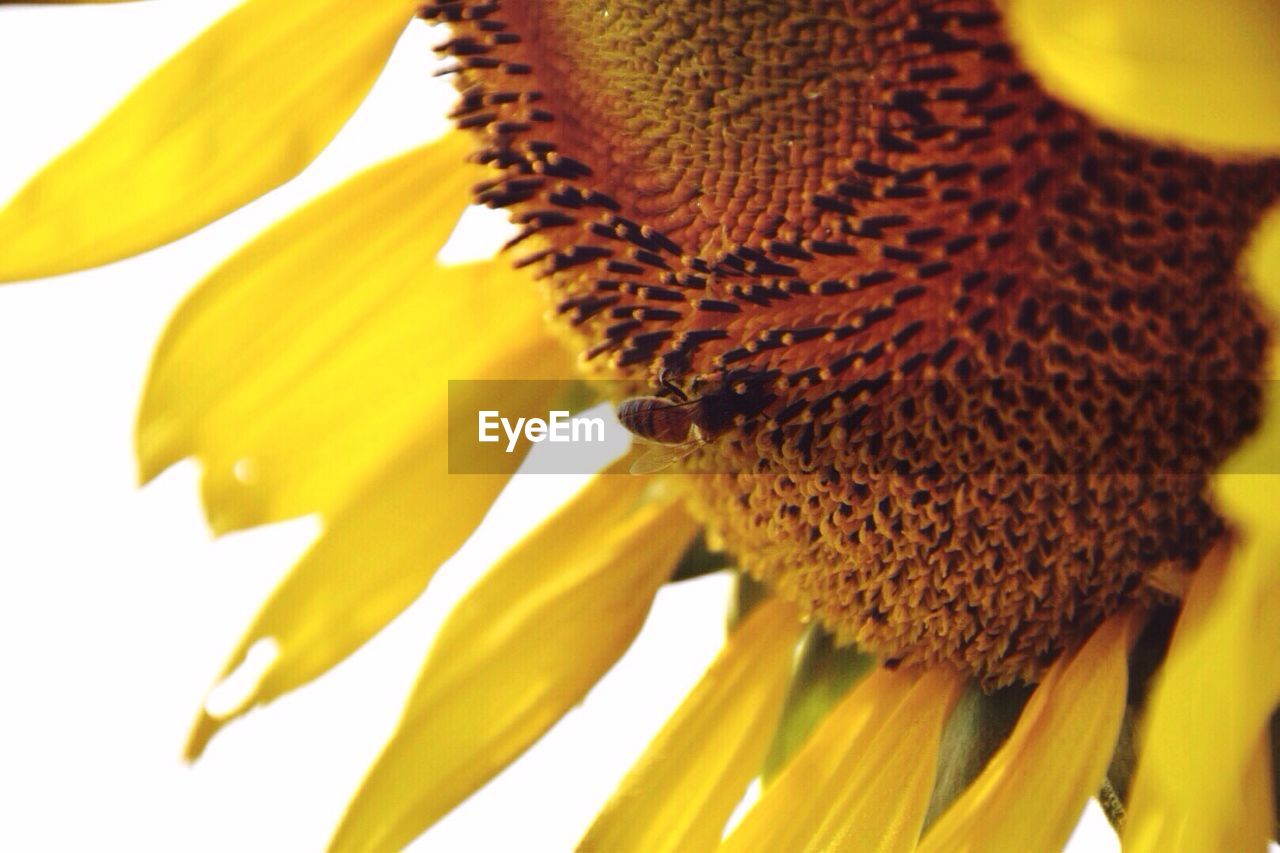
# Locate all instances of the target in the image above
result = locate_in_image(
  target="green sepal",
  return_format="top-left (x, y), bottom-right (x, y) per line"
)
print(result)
top-left (1099, 606), bottom-right (1178, 831)
top-left (1099, 706), bottom-right (1137, 831)
top-left (668, 531), bottom-right (734, 583)
top-left (727, 572), bottom-right (770, 629)
top-left (922, 680), bottom-right (1033, 831)
top-left (1271, 708), bottom-right (1279, 842)
top-left (760, 625), bottom-right (875, 782)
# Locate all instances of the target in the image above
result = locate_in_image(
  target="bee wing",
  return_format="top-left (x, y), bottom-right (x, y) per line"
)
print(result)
top-left (629, 440), bottom-right (700, 475)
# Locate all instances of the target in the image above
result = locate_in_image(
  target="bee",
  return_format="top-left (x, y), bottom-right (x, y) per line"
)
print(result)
top-left (617, 372), bottom-right (734, 474)
top-left (616, 396), bottom-right (709, 473)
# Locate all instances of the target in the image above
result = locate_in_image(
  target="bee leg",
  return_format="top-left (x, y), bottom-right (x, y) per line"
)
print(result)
top-left (657, 365), bottom-right (688, 402)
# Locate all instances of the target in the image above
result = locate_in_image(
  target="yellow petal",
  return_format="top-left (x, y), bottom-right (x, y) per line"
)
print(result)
top-left (579, 597), bottom-right (801, 853)
top-left (186, 451), bottom-right (496, 758)
top-left (202, 261), bottom-right (560, 533)
top-left (138, 181), bottom-right (565, 531)
top-left (181, 366), bottom-right (575, 760)
top-left (919, 609), bottom-right (1141, 853)
top-left (138, 132), bottom-right (478, 483)
top-left (0, 0), bottom-right (420, 282)
top-left (1248, 205), bottom-right (1280, 327)
top-left (923, 682), bottom-right (1033, 832)
top-left (761, 628), bottom-right (876, 782)
top-left (1235, 733), bottom-right (1277, 852)
top-left (805, 667), bottom-right (965, 853)
top-left (183, 341), bottom-right (575, 759)
top-left (1005, 0), bottom-right (1280, 155)
top-left (328, 487), bottom-right (697, 853)
top-left (1123, 537), bottom-right (1280, 851)
top-left (1223, 208), bottom-right (1280, 478)
top-left (721, 666), bottom-right (922, 853)
top-left (1139, 203), bottom-right (1280, 849)
top-left (135, 134), bottom-right (507, 534)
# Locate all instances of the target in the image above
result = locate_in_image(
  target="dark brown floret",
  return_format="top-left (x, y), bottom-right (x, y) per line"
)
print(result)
top-left (427, 0), bottom-right (1280, 684)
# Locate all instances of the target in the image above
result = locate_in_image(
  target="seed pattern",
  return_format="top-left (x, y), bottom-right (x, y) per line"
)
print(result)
top-left (426, 0), bottom-right (1280, 684)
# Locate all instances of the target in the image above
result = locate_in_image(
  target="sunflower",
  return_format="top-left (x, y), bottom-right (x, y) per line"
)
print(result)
top-left (2, 0), bottom-right (1280, 851)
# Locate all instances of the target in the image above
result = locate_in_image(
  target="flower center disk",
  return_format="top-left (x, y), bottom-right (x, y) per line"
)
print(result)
top-left (431, 0), bottom-right (1280, 685)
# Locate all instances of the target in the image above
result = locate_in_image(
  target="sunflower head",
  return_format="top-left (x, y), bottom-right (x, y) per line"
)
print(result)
top-left (436, 0), bottom-right (1280, 684)
top-left (2, 0), bottom-right (1280, 850)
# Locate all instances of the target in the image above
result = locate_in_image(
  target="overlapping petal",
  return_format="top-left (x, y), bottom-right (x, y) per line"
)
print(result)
top-left (1005, 0), bottom-right (1280, 155)
top-left (1122, 539), bottom-right (1278, 851)
top-left (137, 133), bottom-right (506, 532)
top-left (1122, 507), bottom-right (1280, 852)
top-left (138, 131), bottom-right (479, 484)
top-left (1224, 207), bottom-right (1280, 478)
top-left (0, 0), bottom-right (421, 282)
top-left (187, 254), bottom-right (558, 533)
top-left (804, 667), bottom-right (964, 853)
top-left (922, 683), bottom-right (1032, 832)
top-left (1125, 174), bottom-right (1280, 851)
top-left (721, 666), bottom-right (943, 853)
top-left (761, 629), bottom-right (875, 782)
top-left (148, 133), bottom-right (584, 759)
top-left (918, 609), bottom-right (1141, 853)
top-left (579, 596), bottom-right (800, 853)
top-left (182, 350), bottom-right (565, 759)
top-left (328, 484), bottom-right (697, 853)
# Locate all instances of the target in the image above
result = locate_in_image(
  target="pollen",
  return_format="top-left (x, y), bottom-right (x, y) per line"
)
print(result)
top-left (430, 0), bottom-right (1280, 684)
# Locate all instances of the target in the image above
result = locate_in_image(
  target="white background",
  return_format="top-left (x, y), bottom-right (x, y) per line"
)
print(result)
top-left (0, 1), bottom-right (1117, 850)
